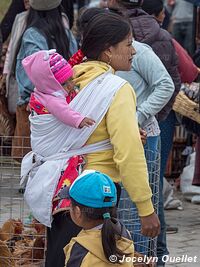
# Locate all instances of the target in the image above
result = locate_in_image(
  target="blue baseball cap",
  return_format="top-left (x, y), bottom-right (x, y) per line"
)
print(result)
top-left (69, 170), bottom-right (117, 208)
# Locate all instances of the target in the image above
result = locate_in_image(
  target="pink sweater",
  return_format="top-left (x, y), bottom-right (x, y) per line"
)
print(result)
top-left (22, 50), bottom-right (84, 128)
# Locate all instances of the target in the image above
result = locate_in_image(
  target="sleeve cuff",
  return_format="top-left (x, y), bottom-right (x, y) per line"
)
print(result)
top-left (75, 116), bottom-right (85, 128)
top-left (137, 111), bottom-right (148, 127)
top-left (136, 199), bottom-right (154, 217)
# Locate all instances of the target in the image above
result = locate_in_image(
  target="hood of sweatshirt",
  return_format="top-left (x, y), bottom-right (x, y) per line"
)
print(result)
top-left (73, 61), bottom-right (112, 89)
top-left (22, 50), bottom-right (66, 95)
top-left (71, 220), bottom-right (134, 264)
top-left (125, 8), bottom-right (171, 45)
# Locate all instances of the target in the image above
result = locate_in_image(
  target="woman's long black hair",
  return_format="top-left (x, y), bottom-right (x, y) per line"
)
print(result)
top-left (71, 198), bottom-right (130, 263)
top-left (25, 6), bottom-right (70, 59)
top-left (81, 12), bottom-right (132, 60)
top-left (14, 5), bottom-right (72, 72)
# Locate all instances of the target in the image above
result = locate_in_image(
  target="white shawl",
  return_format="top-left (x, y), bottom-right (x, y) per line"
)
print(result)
top-left (21, 70), bottom-right (126, 226)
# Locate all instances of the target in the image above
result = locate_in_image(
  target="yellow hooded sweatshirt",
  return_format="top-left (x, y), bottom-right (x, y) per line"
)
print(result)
top-left (64, 221), bottom-right (135, 267)
top-left (73, 61), bottom-right (154, 217)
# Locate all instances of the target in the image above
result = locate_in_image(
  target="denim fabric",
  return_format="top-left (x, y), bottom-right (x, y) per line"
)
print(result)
top-left (144, 136), bottom-right (159, 153)
top-left (16, 27), bottom-right (78, 105)
top-left (157, 110), bottom-right (177, 265)
top-left (172, 22), bottom-right (193, 55)
top-left (118, 136), bottom-right (160, 256)
top-left (159, 110), bottom-right (176, 192)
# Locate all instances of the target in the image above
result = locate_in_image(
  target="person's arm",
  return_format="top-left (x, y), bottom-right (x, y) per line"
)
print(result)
top-left (172, 38), bottom-right (198, 83)
top-left (152, 38), bottom-right (181, 121)
top-left (16, 28), bottom-right (49, 104)
top-left (106, 83), bottom-right (160, 237)
top-left (2, 13), bottom-right (18, 75)
top-left (107, 83), bottom-right (153, 215)
top-left (3, 41), bottom-right (11, 74)
top-left (134, 45), bottom-right (175, 127)
top-left (45, 95), bottom-right (85, 128)
top-left (0, 0), bottom-right (25, 42)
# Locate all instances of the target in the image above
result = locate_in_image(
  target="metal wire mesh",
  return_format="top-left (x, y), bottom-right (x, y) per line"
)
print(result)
top-left (0, 136), bottom-right (46, 267)
top-left (118, 149), bottom-right (160, 259)
top-left (0, 137), bottom-right (159, 266)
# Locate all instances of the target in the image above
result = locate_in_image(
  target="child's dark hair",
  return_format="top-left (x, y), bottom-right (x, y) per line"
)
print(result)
top-left (141, 0), bottom-right (164, 17)
top-left (71, 198), bottom-right (130, 263)
top-left (81, 12), bottom-right (132, 60)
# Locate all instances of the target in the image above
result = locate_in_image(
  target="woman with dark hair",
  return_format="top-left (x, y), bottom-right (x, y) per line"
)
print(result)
top-left (12, 0), bottom-right (77, 159)
top-left (16, 0), bottom-right (77, 105)
top-left (22, 10), bottom-right (160, 267)
top-left (0, 0), bottom-right (74, 43)
top-left (73, 11), bottom-right (160, 242)
top-left (77, 5), bottom-right (175, 258)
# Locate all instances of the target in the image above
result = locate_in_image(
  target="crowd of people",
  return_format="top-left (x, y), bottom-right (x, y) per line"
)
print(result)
top-left (0, 0), bottom-right (200, 267)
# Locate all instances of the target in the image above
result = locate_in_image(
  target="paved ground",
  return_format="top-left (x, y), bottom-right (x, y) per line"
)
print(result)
top-left (0, 158), bottom-right (30, 225)
top-left (165, 193), bottom-right (200, 267)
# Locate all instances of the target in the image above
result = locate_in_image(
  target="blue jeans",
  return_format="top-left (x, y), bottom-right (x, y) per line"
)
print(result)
top-left (118, 136), bottom-right (160, 256)
top-left (172, 21), bottom-right (193, 55)
top-left (157, 110), bottom-right (176, 265)
top-left (144, 135), bottom-right (159, 153)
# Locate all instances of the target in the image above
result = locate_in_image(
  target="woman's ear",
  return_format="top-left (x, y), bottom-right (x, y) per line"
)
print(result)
top-left (105, 47), bottom-right (112, 58)
top-left (99, 47), bottom-right (113, 64)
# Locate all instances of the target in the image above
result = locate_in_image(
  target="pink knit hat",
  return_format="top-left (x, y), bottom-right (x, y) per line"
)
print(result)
top-left (49, 53), bottom-right (73, 84)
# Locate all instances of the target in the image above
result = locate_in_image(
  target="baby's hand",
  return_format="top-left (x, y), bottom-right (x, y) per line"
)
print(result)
top-left (79, 117), bottom-right (95, 128)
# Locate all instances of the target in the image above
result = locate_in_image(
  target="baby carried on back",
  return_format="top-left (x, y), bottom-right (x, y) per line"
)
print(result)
top-left (20, 49), bottom-right (126, 227)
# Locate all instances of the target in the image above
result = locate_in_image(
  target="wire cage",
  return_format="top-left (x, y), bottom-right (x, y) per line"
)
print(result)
top-left (118, 149), bottom-right (160, 262)
top-left (0, 137), bottom-right (159, 266)
top-left (0, 136), bottom-right (46, 267)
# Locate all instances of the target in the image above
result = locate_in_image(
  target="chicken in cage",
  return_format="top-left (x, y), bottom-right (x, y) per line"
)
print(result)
top-left (0, 136), bottom-right (46, 267)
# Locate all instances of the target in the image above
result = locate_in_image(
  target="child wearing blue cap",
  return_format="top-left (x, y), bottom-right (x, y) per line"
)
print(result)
top-left (63, 170), bottom-right (135, 266)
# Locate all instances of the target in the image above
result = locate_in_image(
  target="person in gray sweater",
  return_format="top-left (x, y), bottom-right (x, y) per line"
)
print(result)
top-left (117, 41), bottom-right (175, 261)
top-left (166, 0), bottom-right (194, 55)
top-left (117, 41), bottom-right (174, 141)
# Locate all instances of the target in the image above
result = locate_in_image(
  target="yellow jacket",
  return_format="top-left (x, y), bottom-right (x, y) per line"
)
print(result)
top-left (64, 222), bottom-right (135, 267)
top-left (73, 61), bottom-right (154, 217)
